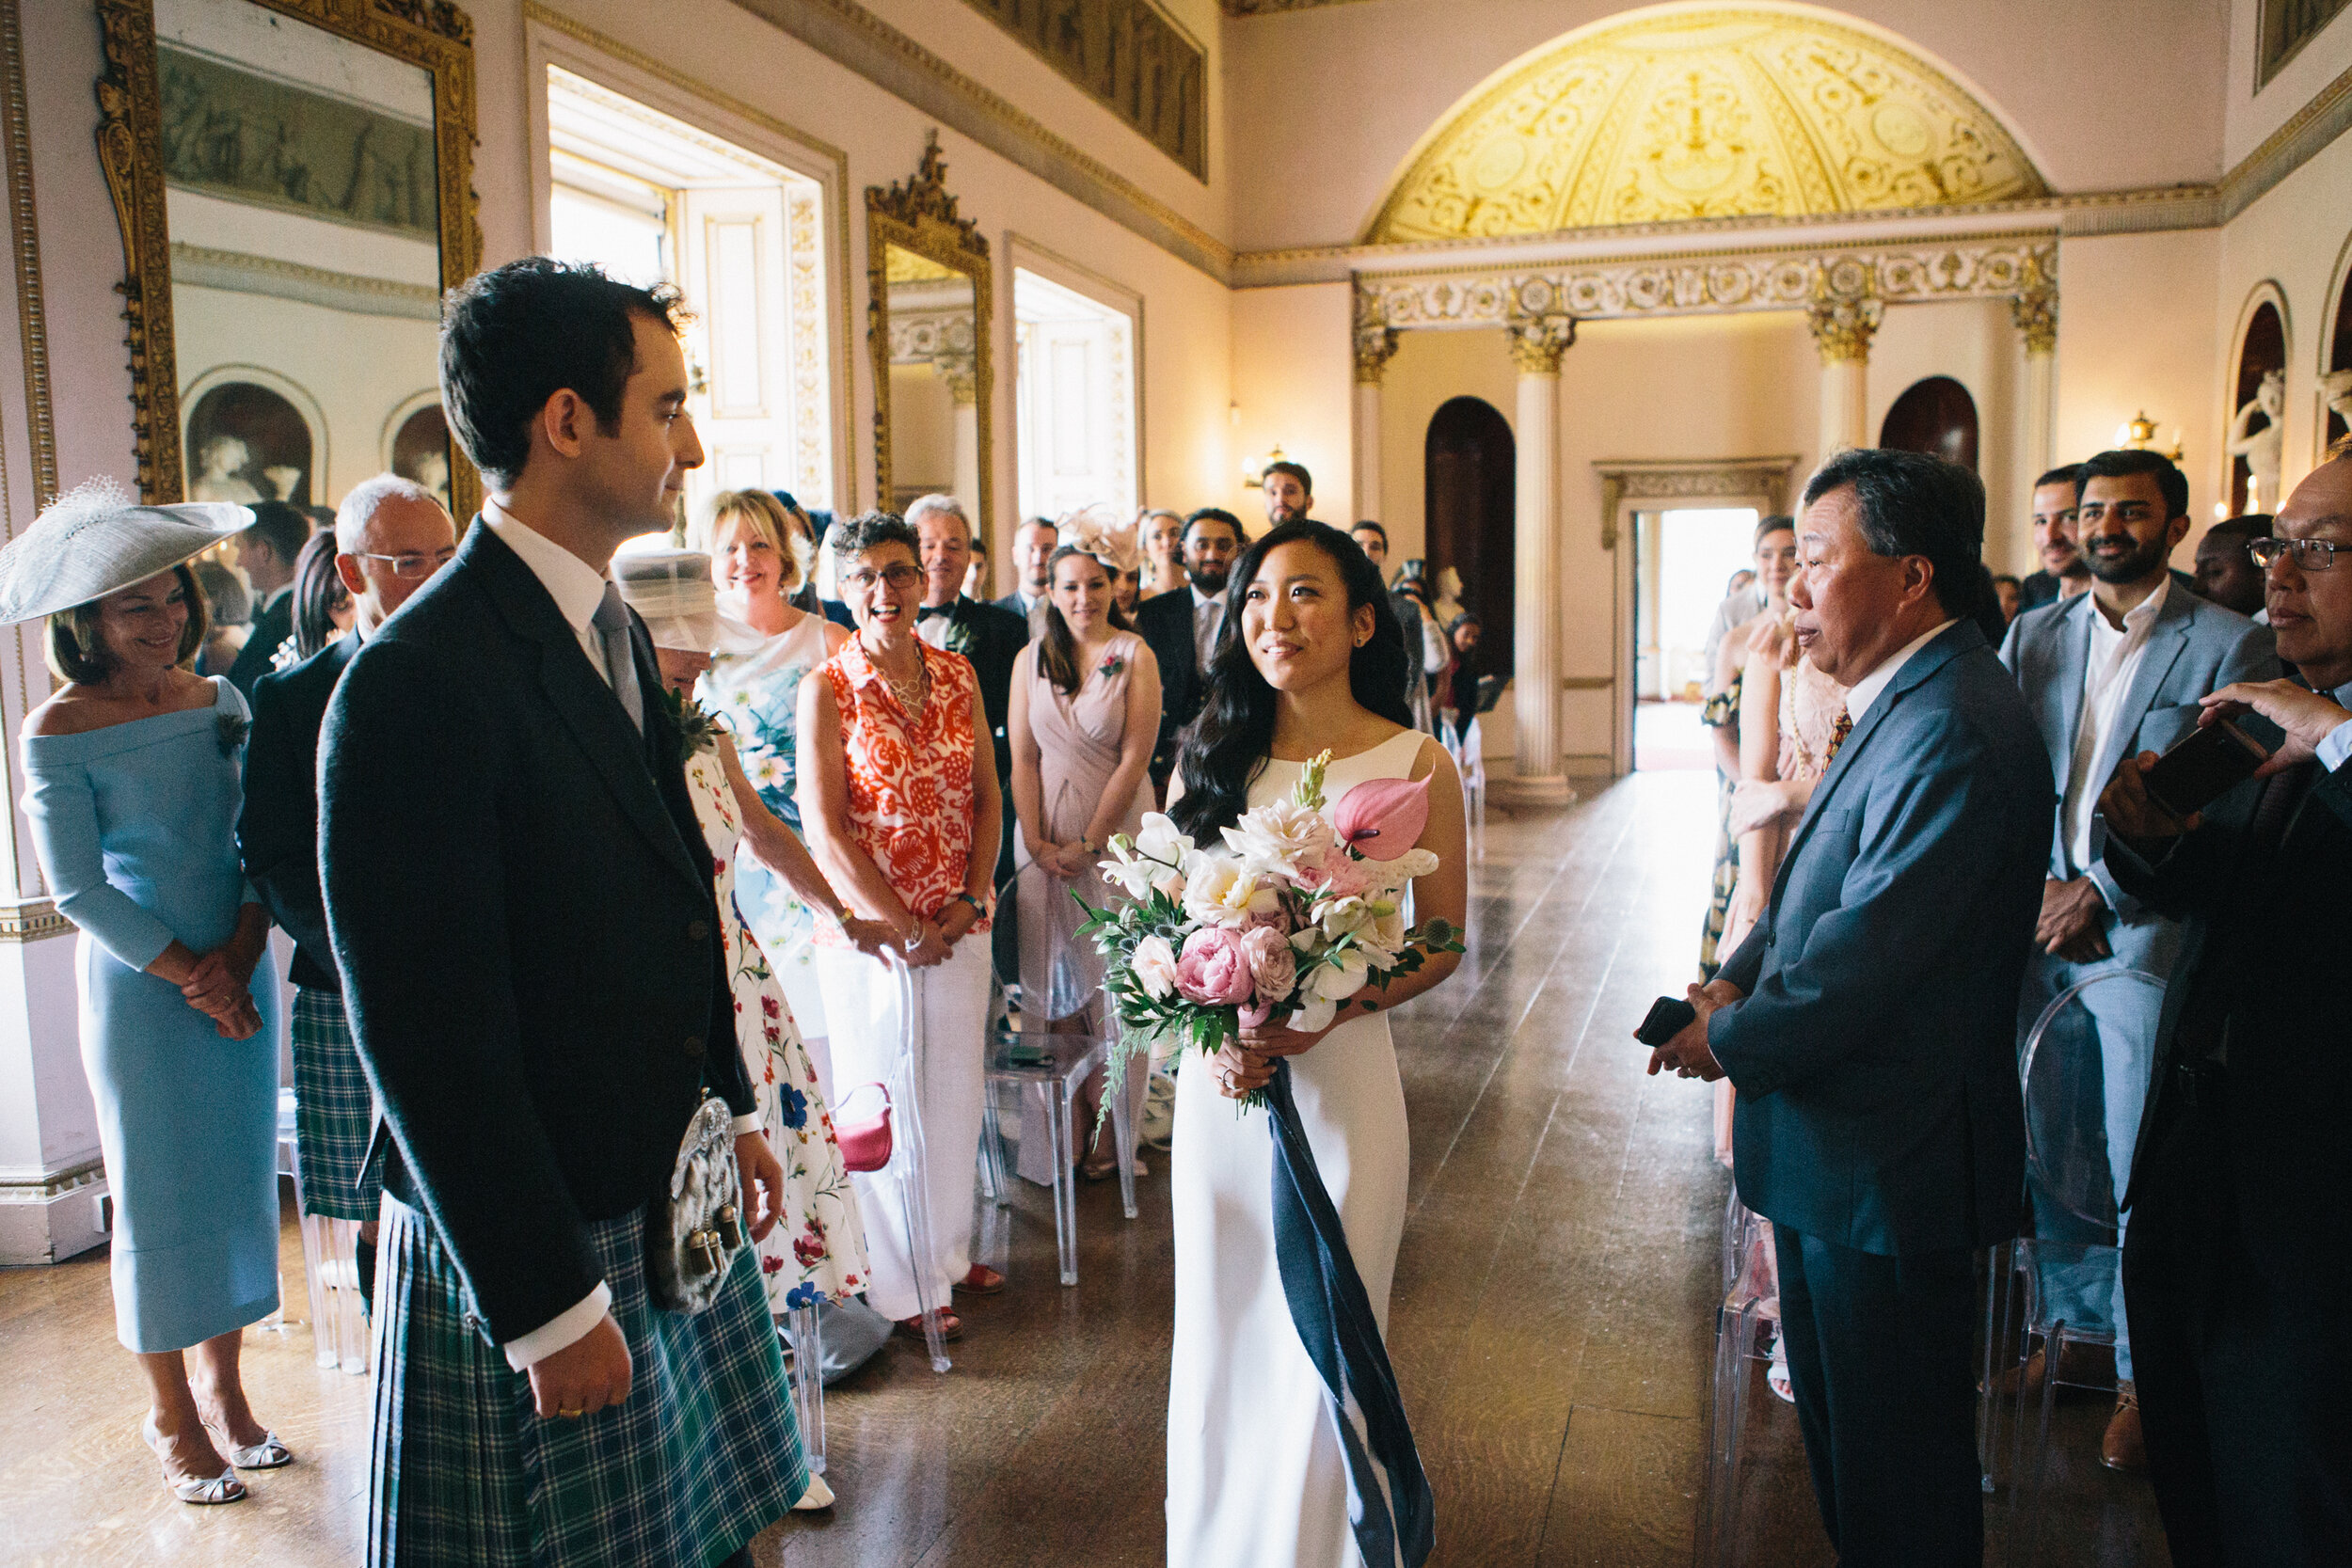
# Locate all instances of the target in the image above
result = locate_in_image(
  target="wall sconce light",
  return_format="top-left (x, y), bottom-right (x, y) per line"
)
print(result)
top-left (2113, 411), bottom-right (2185, 462)
top-left (1243, 441), bottom-right (1287, 486)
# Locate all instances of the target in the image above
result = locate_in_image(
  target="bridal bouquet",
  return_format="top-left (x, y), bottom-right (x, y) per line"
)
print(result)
top-left (1079, 752), bottom-right (1461, 1110)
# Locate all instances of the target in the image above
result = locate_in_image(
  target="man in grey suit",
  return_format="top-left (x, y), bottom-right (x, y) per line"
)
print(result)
top-left (1652, 449), bottom-right (2051, 1566)
top-left (1997, 447), bottom-right (2277, 1469)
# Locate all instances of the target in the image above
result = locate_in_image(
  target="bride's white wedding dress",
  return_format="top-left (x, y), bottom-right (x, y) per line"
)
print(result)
top-left (1166, 728), bottom-right (1428, 1568)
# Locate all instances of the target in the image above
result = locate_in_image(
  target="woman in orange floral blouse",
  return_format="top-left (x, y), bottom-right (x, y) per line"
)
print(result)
top-left (799, 513), bottom-right (1005, 1343)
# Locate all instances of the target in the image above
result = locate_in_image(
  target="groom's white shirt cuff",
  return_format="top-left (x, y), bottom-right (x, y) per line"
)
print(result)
top-left (503, 1283), bottom-right (614, 1370)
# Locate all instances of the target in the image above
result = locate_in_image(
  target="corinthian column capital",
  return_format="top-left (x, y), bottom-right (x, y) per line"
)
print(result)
top-left (1354, 325), bottom-right (1400, 386)
top-left (1506, 313), bottom-right (1576, 375)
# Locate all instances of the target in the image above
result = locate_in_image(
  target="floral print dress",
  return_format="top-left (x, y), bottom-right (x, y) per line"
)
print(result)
top-left (700, 615), bottom-right (833, 1035)
top-left (682, 739), bottom-right (868, 1310)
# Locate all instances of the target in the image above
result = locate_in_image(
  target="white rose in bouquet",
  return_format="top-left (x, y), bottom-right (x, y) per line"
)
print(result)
top-left (1131, 933), bottom-right (1180, 1000)
top-left (1316, 895), bottom-right (1375, 942)
top-left (1221, 799), bottom-right (1329, 874)
top-left (1184, 855), bottom-right (1282, 928)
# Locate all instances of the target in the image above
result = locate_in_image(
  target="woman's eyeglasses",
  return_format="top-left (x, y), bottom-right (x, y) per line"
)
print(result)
top-left (2249, 537), bottom-right (2350, 572)
top-left (841, 564), bottom-right (921, 592)
top-left (356, 548), bottom-right (456, 579)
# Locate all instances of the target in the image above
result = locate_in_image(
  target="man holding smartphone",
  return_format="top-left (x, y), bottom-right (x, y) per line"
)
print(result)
top-left (1995, 449), bottom-right (2276, 1468)
top-left (2096, 448), bottom-right (2352, 1567)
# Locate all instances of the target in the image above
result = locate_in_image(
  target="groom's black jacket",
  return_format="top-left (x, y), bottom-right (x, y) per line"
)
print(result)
top-left (320, 520), bottom-right (753, 1343)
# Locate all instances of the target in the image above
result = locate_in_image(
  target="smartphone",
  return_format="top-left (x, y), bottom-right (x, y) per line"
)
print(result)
top-left (2142, 719), bottom-right (2268, 820)
top-left (1635, 995), bottom-right (1698, 1047)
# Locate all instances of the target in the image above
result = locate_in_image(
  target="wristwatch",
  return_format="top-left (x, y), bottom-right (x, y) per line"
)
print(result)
top-left (949, 890), bottom-right (987, 919)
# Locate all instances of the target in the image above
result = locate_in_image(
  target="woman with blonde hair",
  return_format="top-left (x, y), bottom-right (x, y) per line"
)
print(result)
top-left (698, 489), bottom-right (852, 1077)
top-left (1139, 508), bottom-right (1186, 598)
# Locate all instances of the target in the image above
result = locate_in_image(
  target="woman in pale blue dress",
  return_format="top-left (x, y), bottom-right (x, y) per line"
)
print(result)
top-left (7, 486), bottom-right (287, 1508)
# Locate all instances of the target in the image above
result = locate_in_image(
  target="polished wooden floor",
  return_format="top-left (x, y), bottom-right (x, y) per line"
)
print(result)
top-left (0, 772), bottom-right (2169, 1566)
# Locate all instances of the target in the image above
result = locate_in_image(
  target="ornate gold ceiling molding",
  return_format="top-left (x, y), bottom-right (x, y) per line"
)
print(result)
top-left (1354, 234), bottom-right (2057, 336)
top-left (1368, 9), bottom-right (2047, 245)
top-left (723, 0), bottom-right (1233, 281)
top-left (1220, 0), bottom-right (1375, 12)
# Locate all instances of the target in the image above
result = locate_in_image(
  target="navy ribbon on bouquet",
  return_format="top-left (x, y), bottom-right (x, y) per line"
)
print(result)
top-left (1265, 1059), bottom-right (1435, 1568)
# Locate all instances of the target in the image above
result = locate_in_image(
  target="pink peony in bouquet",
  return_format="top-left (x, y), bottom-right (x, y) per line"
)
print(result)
top-left (1079, 751), bottom-right (1462, 1110)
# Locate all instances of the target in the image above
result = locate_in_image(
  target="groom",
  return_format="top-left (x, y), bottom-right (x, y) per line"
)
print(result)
top-left (322, 259), bottom-right (803, 1563)
top-left (1651, 449), bottom-right (2050, 1565)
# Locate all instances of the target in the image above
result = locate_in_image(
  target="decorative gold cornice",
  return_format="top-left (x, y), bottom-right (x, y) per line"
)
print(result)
top-left (170, 243), bottom-right (442, 319)
top-left (724, 0), bottom-right (1234, 282)
top-left (1221, 0), bottom-right (1374, 12)
top-left (2010, 247), bottom-right (2058, 356)
top-left (1355, 235), bottom-right (2056, 339)
top-left (1352, 325), bottom-right (1398, 385)
top-left (1505, 314), bottom-right (1575, 374)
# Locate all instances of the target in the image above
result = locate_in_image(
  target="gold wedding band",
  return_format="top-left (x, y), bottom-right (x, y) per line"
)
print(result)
top-left (558, 1404), bottom-right (584, 1419)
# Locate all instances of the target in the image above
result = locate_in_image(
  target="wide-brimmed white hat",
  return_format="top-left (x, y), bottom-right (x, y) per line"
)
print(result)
top-left (613, 548), bottom-right (766, 655)
top-left (0, 477), bottom-right (251, 626)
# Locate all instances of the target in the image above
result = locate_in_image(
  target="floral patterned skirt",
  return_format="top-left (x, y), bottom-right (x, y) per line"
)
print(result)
top-left (734, 912), bottom-right (870, 1312)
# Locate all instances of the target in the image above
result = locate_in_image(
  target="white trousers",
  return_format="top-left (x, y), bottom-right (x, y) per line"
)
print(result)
top-left (813, 941), bottom-right (990, 1322)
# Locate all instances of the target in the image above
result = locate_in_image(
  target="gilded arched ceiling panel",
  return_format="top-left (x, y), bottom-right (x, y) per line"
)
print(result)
top-left (1368, 11), bottom-right (2047, 244)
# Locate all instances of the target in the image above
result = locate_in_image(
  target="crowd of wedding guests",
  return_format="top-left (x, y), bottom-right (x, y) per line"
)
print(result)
top-left (1680, 441), bottom-right (2351, 1566)
top-left (5, 258), bottom-right (1497, 1560)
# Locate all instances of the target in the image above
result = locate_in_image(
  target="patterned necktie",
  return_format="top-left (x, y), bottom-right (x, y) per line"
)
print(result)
top-left (590, 582), bottom-right (645, 735)
top-left (1822, 704), bottom-right (1853, 766)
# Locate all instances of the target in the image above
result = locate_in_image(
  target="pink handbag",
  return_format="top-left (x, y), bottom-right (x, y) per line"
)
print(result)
top-left (835, 1084), bottom-right (893, 1173)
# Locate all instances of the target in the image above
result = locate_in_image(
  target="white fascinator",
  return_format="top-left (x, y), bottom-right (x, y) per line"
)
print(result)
top-left (1057, 503), bottom-right (1138, 576)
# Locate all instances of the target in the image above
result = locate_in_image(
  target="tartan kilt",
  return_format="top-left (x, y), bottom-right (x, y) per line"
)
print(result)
top-left (370, 1195), bottom-right (804, 1567)
top-left (291, 986), bottom-right (380, 1221)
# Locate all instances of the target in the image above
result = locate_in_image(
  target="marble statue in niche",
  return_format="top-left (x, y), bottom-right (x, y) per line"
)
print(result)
top-left (2228, 368), bottom-right (2286, 514)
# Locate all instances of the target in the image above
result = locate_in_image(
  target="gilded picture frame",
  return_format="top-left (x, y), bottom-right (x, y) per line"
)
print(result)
top-left (93, 0), bottom-right (483, 517)
top-left (866, 131), bottom-right (992, 544)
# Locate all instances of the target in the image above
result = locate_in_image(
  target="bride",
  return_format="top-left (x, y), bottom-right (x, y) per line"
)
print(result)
top-left (1164, 519), bottom-right (1468, 1567)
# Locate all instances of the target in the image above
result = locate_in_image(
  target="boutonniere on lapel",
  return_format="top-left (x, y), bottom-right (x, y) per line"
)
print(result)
top-left (944, 609), bottom-right (977, 657)
top-left (216, 713), bottom-right (249, 756)
top-left (1098, 651), bottom-right (1126, 679)
top-left (660, 686), bottom-right (722, 764)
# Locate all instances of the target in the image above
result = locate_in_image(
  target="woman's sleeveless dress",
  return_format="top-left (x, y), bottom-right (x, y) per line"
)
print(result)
top-left (1166, 727), bottom-right (1428, 1568)
top-left (681, 741), bottom-right (868, 1309)
top-left (702, 612), bottom-right (833, 1038)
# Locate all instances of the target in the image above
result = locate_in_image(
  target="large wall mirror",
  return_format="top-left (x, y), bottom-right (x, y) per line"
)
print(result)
top-left (96, 0), bottom-right (480, 517)
top-left (866, 133), bottom-right (991, 536)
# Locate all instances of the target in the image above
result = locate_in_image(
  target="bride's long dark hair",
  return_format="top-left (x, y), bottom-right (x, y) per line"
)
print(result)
top-left (1169, 519), bottom-right (1412, 839)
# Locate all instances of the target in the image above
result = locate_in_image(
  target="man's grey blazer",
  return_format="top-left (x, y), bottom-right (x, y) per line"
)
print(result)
top-left (1996, 585), bottom-right (2276, 952)
top-left (1709, 620), bottom-right (2053, 1256)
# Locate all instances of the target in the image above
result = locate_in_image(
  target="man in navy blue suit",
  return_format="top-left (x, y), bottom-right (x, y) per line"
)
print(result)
top-left (1652, 448), bottom-right (2051, 1566)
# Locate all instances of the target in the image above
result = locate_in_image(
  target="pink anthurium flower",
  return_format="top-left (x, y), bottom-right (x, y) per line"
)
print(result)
top-left (1332, 775), bottom-right (1431, 862)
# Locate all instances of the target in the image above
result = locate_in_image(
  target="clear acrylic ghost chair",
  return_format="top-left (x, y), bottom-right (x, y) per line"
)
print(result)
top-left (840, 949), bottom-right (950, 1373)
top-left (1699, 1198), bottom-right (1780, 1567)
top-left (273, 1087), bottom-right (369, 1374)
top-left (2003, 968), bottom-right (2166, 1563)
top-left (980, 862), bottom-right (1137, 1287)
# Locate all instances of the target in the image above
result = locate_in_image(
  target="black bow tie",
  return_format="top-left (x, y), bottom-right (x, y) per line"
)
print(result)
top-left (918, 603), bottom-right (956, 620)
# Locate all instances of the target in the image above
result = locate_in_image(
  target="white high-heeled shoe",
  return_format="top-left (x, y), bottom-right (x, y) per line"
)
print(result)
top-left (792, 1473), bottom-right (835, 1512)
top-left (218, 1430), bottom-right (293, 1470)
top-left (141, 1417), bottom-right (247, 1505)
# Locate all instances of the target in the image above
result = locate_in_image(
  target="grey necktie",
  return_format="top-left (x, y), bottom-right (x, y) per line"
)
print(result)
top-left (591, 581), bottom-right (644, 734)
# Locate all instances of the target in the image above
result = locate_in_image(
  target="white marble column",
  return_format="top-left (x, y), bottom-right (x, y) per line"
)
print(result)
top-left (1807, 281), bottom-right (1881, 464)
top-left (1353, 326), bottom-right (1397, 526)
top-left (1499, 315), bottom-right (1577, 805)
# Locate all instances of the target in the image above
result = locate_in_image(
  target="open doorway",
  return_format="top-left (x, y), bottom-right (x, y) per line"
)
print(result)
top-left (1424, 397), bottom-right (1514, 703)
top-left (542, 65), bottom-right (835, 539)
top-left (1632, 505), bottom-right (1757, 769)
